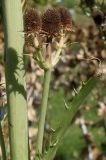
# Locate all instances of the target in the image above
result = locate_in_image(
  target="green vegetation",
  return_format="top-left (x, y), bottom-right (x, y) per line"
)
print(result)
top-left (0, 0), bottom-right (106, 160)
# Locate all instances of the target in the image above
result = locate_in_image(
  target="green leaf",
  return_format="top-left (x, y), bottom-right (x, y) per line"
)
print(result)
top-left (43, 76), bottom-right (100, 160)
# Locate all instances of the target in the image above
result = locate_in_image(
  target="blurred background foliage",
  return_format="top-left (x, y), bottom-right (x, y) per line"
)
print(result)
top-left (0, 0), bottom-right (106, 160)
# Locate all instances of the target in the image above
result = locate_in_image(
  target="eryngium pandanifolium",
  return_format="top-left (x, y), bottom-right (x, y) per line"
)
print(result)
top-left (41, 9), bottom-right (61, 37)
top-left (58, 7), bottom-right (72, 31)
top-left (93, 10), bottom-right (104, 26)
top-left (24, 9), bottom-right (42, 34)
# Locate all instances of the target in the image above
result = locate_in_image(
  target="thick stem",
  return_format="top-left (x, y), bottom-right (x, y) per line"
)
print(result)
top-left (0, 121), bottom-right (6, 160)
top-left (36, 69), bottom-right (51, 155)
top-left (1, 1), bottom-right (29, 160)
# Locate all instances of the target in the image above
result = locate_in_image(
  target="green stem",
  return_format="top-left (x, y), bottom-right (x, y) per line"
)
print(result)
top-left (1, 0), bottom-right (29, 160)
top-left (36, 69), bottom-right (51, 156)
top-left (0, 121), bottom-right (6, 160)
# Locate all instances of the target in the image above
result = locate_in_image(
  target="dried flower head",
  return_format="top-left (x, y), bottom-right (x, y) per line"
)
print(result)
top-left (93, 10), bottom-right (104, 25)
top-left (42, 9), bottom-right (61, 37)
top-left (58, 7), bottom-right (72, 31)
top-left (24, 9), bottom-right (42, 34)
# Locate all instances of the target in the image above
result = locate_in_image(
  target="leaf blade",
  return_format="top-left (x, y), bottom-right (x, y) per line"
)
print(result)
top-left (43, 76), bottom-right (100, 160)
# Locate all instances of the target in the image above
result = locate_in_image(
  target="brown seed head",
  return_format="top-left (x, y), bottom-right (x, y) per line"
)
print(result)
top-left (93, 10), bottom-right (104, 25)
top-left (42, 9), bottom-right (61, 37)
top-left (58, 7), bottom-right (72, 31)
top-left (24, 9), bottom-right (42, 34)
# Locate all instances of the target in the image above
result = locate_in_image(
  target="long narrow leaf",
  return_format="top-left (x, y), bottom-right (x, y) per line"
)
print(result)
top-left (43, 76), bottom-right (100, 160)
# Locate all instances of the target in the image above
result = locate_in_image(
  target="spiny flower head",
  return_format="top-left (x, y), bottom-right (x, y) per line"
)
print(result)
top-left (93, 10), bottom-right (104, 25)
top-left (58, 7), bottom-right (72, 31)
top-left (24, 9), bottom-right (42, 34)
top-left (41, 9), bottom-right (61, 37)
